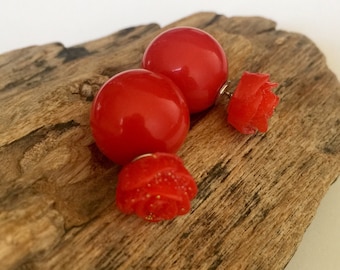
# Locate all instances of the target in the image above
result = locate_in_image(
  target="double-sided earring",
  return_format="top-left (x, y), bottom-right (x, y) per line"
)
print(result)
top-left (90, 27), bottom-right (279, 222)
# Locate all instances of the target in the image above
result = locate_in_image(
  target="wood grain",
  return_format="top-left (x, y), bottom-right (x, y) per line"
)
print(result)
top-left (0, 12), bottom-right (339, 270)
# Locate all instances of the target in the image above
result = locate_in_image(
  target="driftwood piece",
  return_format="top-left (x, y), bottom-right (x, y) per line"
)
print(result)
top-left (0, 12), bottom-right (339, 270)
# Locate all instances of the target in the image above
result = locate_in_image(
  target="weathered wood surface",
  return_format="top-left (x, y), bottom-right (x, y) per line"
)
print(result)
top-left (0, 12), bottom-right (339, 270)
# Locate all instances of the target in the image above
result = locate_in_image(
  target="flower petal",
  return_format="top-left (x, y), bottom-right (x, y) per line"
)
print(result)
top-left (116, 152), bottom-right (197, 222)
top-left (227, 72), bottom-right (279, 134)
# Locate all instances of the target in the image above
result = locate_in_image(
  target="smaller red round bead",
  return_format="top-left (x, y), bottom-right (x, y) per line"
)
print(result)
top-left (142, 27), bottom-right (228, 113)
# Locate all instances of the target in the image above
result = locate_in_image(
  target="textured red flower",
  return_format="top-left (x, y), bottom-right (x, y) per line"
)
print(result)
top-left (227, 72), bottom-right (279, 134)
top-left (116, 152), bottom-right (197, 222)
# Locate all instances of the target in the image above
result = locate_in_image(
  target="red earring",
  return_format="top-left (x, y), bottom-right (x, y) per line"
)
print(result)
top-left (142, 26), bottom-right (228, 114)
top-left (90, 26), bottom-right (279, 222)
top-left (90, 69), bottom-right (189, 165)
top-left (226, 72), bottom-right (279, 134)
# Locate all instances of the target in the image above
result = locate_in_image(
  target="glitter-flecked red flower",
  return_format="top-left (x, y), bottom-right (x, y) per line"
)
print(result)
top-left (227, 72), bottom-right (279, 134)
top-left (116, 152), bottom-right (197, 222)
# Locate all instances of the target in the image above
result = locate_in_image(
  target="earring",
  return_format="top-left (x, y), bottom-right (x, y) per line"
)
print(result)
top-left (90, 26), bottom-right (279, 222)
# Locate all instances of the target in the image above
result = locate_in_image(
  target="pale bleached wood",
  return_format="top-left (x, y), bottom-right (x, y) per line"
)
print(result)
top-left (0, 12), bottom-right (339, 270)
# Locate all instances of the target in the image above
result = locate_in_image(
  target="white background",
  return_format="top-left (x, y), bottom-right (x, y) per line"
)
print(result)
top-left (1, 1), bottom-right (339, 269)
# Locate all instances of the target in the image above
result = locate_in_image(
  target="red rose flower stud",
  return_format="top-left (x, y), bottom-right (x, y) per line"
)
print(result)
top-left (227, 72), bottom-right (279, 134)
top-left (116, 153), bottom-right (197, 222)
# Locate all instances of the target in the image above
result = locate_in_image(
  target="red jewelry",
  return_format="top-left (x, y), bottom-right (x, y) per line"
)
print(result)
top-left (90, 26), bottom-right (279, 222)
top-left (116, 152), bottom-right (197, 222)
top-left (142, 27), bottom-right (228, 113)
top-left (227, 72), bottom-right (279, 134)
top-left (90, 69), bottom-right (189, 165)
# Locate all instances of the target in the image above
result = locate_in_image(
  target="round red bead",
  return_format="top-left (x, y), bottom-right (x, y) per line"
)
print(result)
top-left (143, 27), bottom-right (228, 113)
top-left (90, 69), bottom-right (190, 165)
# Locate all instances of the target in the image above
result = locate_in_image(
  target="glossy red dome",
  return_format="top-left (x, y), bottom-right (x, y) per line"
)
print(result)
top-left (90, 69), bottom-right (190, 165)
top-left (143, 27), bottom-right (228, 113)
